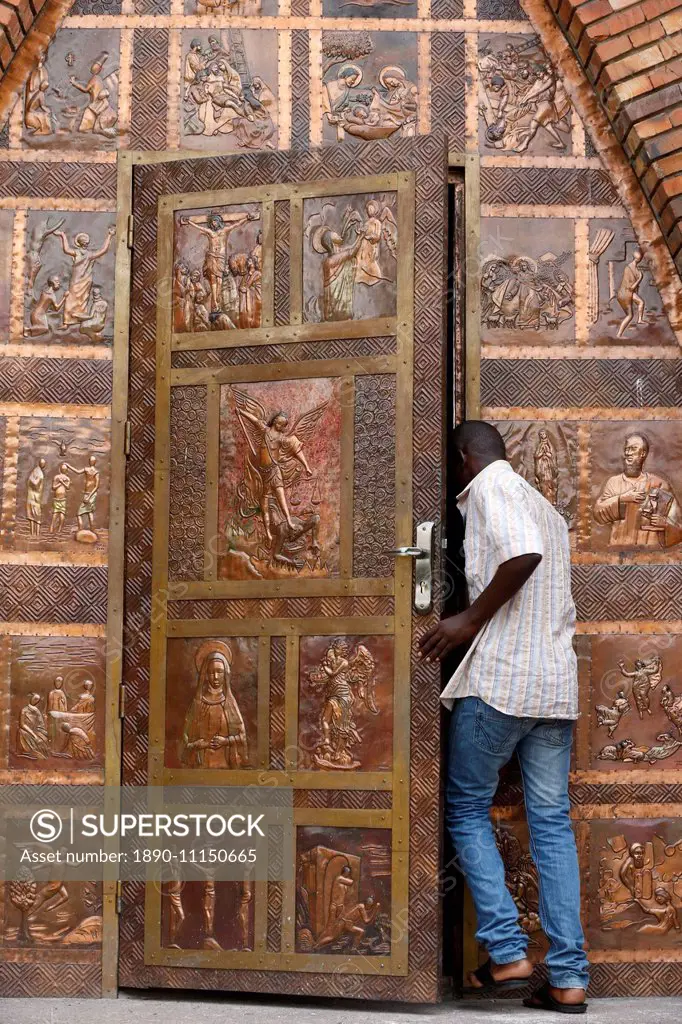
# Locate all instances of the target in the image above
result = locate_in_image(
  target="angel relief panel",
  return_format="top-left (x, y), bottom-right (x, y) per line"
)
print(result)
top-left (303, 192), bottom-right (397, 323)
top-left (173, 204), bottom-right (263, 334)
top-left (297, 636), bottom-right (393, 772)
top-left (218, 379), bottom-right (341, 580)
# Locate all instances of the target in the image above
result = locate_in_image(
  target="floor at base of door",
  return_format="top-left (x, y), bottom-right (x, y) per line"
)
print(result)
top-left (0, 991), bottom-right (676, 1022)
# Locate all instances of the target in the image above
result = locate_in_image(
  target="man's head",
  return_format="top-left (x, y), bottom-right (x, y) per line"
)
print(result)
top-left (452, 421), bottom-right (506, 492)
top-left (629, 842), bottom-right (645, 867)
top-left (622, 433), bottom-right (649, 477)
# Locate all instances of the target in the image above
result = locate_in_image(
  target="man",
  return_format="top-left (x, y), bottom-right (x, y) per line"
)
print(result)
top-left (594, 432), bottom-right (682, 548)
top-left (420, 421), bottom-right (588, 1013)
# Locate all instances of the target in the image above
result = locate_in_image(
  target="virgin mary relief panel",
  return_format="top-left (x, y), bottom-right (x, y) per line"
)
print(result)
top-left (218, 379), bottom-right (341, 580)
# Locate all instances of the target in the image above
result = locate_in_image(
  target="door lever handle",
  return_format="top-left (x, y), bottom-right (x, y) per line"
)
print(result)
top-left (387, 547), bottom-right (424, 557)
top-left (388, 523), bottom-right (435, 614)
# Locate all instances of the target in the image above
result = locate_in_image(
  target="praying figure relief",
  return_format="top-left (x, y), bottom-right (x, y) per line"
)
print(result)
top-left (596, 830), bottom-right (682, 947)
top-left (219, 379), bottom-right (341, 580)
top-left (181, 32), bottom-right (277, 152)
top-left (303, 193), bottom-right (397, 323)
top-left (296, 828), bottom-right (391, 955)
top-left (593, 432), bottom-right (682, 549)
top-left (24, 213), bottom-right (114, 344)
top-left (180, 641), bottom-right (248, 769)
top-left (174, 206), bottom-right (261, 333)
top-left (22, 31), bottom-right (121, 150)
top-left (478, 35), bottom-right (570, 155)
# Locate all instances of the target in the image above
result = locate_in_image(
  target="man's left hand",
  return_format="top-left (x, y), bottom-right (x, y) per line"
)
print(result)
top-left (418, 612), bottom-right (479, 662)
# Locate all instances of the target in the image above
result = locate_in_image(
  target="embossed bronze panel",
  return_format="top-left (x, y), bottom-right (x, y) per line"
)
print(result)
top-left (120, 137), bottom-right (447, 1002)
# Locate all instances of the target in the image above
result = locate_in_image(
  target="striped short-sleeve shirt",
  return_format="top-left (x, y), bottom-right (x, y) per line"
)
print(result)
top-left (439, 459), bottom-right (578, 720)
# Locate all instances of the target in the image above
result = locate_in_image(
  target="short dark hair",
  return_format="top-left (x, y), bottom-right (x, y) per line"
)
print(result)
top-left (452, 420), bottom-right (506, 460)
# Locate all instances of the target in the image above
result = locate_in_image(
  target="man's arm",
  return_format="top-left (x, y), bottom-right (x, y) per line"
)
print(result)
top-left (418, 552), bottom-right (541, 663)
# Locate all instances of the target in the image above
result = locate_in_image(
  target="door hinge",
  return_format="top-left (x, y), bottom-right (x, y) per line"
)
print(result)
top-left (124, 420), bottom-right (132, 456)
top-left (119, 684), bottom-right (126, 719)
top-left (126, 214), bottom-right (134, 250)
top-left (116, 880), bottom-right (123, 914)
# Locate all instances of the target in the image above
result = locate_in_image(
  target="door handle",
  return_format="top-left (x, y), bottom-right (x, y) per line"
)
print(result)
top-left (387, 522), bottom-right (435, 614)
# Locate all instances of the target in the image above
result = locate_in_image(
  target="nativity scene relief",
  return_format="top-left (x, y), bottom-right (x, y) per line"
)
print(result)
top-left (303, 193), bottom-right (397, 323)
top-left (478, 35), bottom-right (571, 155)
top-left (590, 637), bottom-right (682, 770)
top-left (296, 827), bottom-right (391, 956)
top-left (22, 31), bottom-right (122, 150)
top-left (297, 635), bottom-right (393, 772)
top-left (173, 204), bottom-right (262, 333)
top-left (181, 31), bottom-right (278, 152)
top-left (322, 32), bottom-right (418, 144)
top-left (164, 638), bottom-right (259, 771)
top-left (218, 380), bottom-right (341, 580)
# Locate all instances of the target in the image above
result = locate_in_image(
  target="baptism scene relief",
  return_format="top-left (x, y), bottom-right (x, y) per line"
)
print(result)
top-left (296, 827), bottom-right (391, 955)
top-left (498, 422), bottom-right (578, 530)
top-left (180, 31), bottom-right (278, 153)
top-left (478, 35), bottom-right (571, 156)
top-left (587, 220), bottom-right (676, 346)
top-left (218, 379), bottom-right (341, 580)
top-left (164, 638), bottom-right (259, 771)
top-left (297, 635), bottom-right (393, 772)
top-left (590, 636), bottom-right (682, 770)
top-left (321, 32), bottom-right (418, 144)
top-left (590, 422), bottom-right (682, 552)
top-left (303, 192), bottom-right (397, 324)
top-left (591, 821), bottom-right (682, 950)
top-left (22, 30), bottom-right (122, 150)
top-left (161, 880), bottom-right (254, 952)
top-left (1, 879), bottom-right (102, 949)
top-left (23, 212), bottom-right (115, 345)
top-left (9, 416), bottom-right (110, 555)
top-left (3, 635), bottom-right (105, 771)
top-left (173, 204), bottom-right (263, 334)
top-left (480, 218), bottom-right (575, 343)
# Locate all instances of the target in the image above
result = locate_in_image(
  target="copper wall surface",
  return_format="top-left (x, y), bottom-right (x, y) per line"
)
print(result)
top-left (0, 0), bottom-right (679, 1001)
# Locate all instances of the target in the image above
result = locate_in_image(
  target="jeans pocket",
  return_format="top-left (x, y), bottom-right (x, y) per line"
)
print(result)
top-left (473, 701), bottom-right (517, 755)
top-left (535, 719), bottom-right (574, 748)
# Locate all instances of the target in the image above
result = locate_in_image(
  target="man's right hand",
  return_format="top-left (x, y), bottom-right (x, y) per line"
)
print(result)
top-left (620, 488), bottom-right (646, 503)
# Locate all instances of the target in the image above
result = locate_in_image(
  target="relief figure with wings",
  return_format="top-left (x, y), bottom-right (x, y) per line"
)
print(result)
top-left (231, 386), bottom-right (329, 570)
top-left (307, 640), bottom-right (379, 769)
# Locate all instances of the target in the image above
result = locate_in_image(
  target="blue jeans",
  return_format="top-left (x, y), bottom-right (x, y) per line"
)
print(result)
top-left (446, 696), bottom-right (589, 990)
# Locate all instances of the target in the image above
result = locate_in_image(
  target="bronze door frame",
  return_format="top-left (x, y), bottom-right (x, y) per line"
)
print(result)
top-left (106, 145), bottom-right (481, 998)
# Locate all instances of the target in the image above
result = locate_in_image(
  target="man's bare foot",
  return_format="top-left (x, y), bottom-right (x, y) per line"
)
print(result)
top-left (468, 956), bottom-right (533, 989)
top-left (549, 985), bottom-right (586, 1005)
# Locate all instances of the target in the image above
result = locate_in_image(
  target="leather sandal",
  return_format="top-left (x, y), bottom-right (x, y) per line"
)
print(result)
top-left (466, 957), bottom-right (531, 992)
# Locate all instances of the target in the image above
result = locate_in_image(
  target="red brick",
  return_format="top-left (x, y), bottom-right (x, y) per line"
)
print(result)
top-left (0, 30), bottom-right (11, 69)
top-left (568, 0), bottom-right (613, 45)
top-left (0, 0), bottom-right (34, 33)
top-left (660, 196), bottom-right (682, 234)
top-left (650, 55), bottom-right (682, 91)
top-left (647, 126), bottom-right (682, 160)
top-left (596, 5), bottom-right (646, 35)
top-left (642, 0), bottom-right (682, 19)
top-left (661, 10), bottom-right (682, 33)
top-left (652, 151), bottom-right (682, 182)
top-left (658, 33), bottom-right (682, 61)
top-left (603, 43), bottom-right (667, 86)
top-left (0, 5), bottom-right (23, 47)
top-left (629, 20), bottom-right (666, 48)
top-left (667, 221), bottom-right (682, 257)
top-left (651, 173), bottom-right (682, 218)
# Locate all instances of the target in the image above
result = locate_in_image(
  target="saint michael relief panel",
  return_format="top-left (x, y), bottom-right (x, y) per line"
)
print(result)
top-left (586, 635), bottom-right (682, 770)
top-left (303, 193), bottom-right (397, 323)
top-left (164, 638), bottom-right (259, 771)
top-left (23, 211), bottom-right (115, 346)
top-left (589, 422), bottom-right (682, 553)
top-left (6, 416), bottom-right (110, 556)
top-left (180, 31), bottom-right (278, 153)
top-left (321, 32), bottom-right (418, 145)
top-left (297, 636), bottom-right (393, 771)
top-left (0, 635), bottom-right (105, 774)
top-left (296, 827), bottom-right (391, 955)
top-left (218, 379), bottom-right (341, 580)
top-left (173, 204), bottom-right (263, 334)
top-left (22, 30), bottom-right (123, 151)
